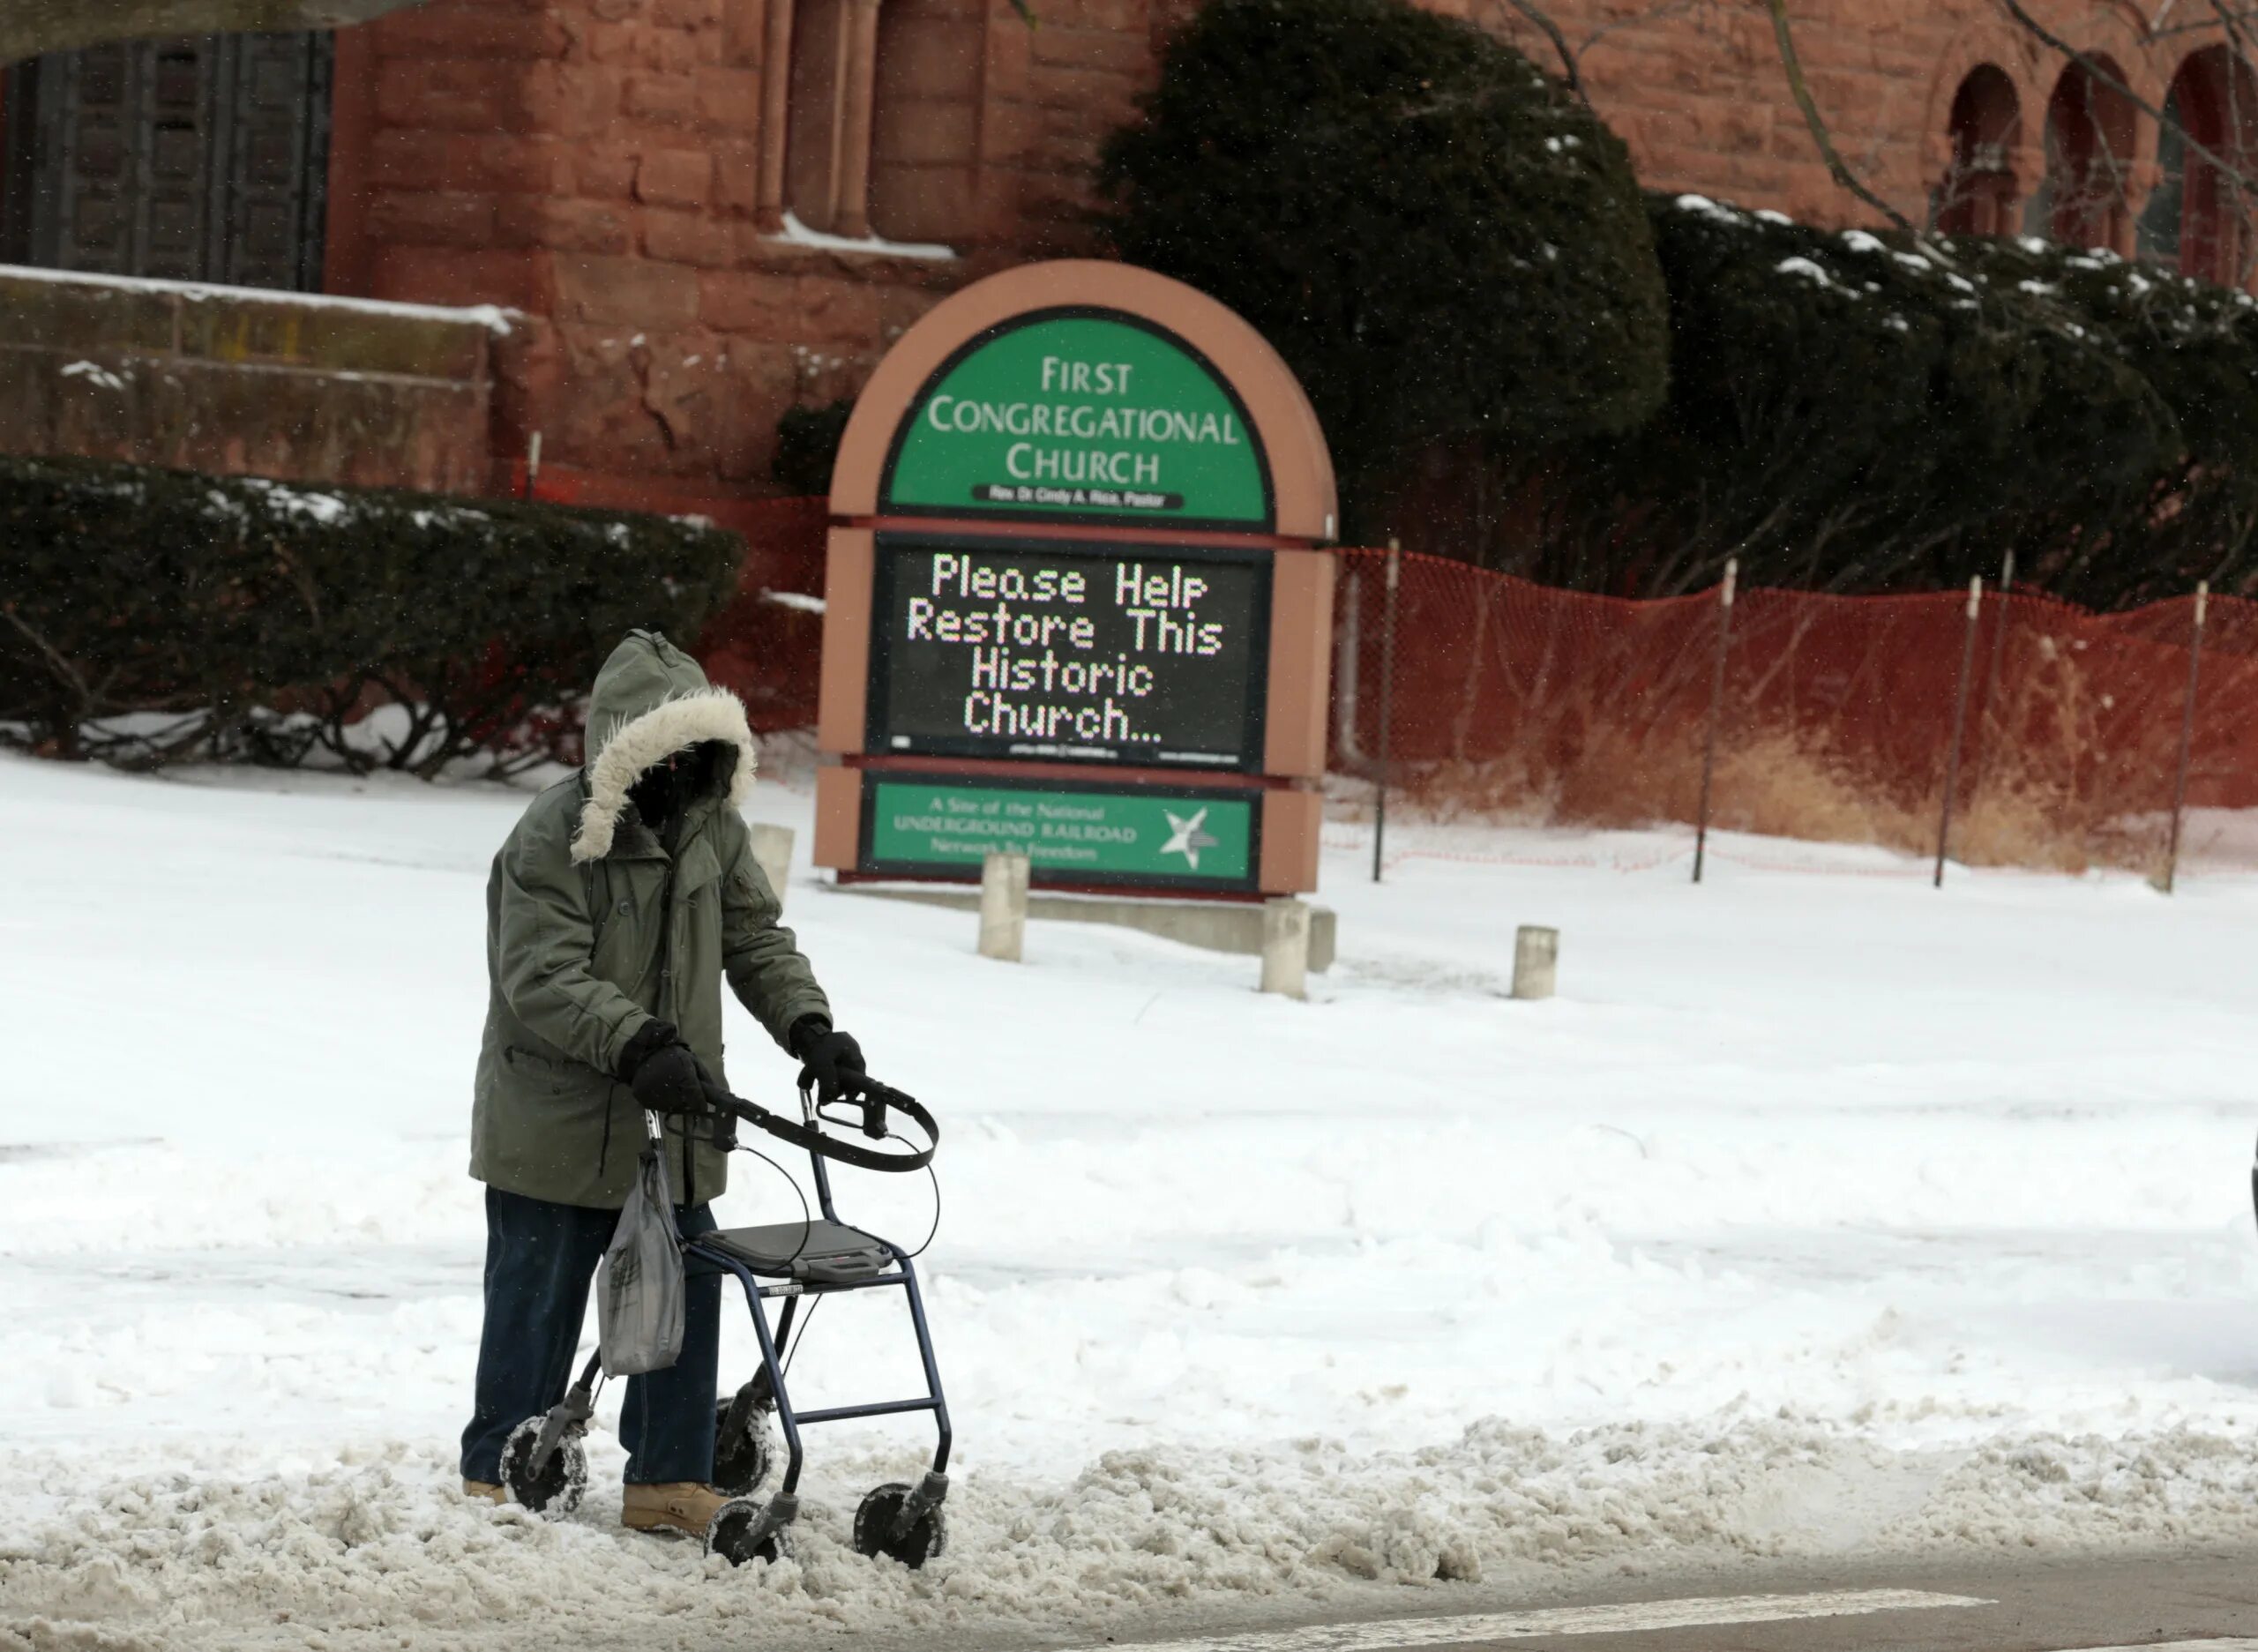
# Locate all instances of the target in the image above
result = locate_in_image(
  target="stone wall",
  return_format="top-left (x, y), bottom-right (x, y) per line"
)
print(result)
top-left (1466, 0), bottom-right (2206, 241)
top-left (0, 269), bottom-right (496, 493)
top-left (313, 0), bottom-right (2242, 505)
top-left (328, 0), bottom-right (1187, 499)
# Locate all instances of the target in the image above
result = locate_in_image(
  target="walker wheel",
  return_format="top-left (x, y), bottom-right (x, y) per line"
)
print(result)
top-left (497, 1417), bottom-right (587, 1519)
top-left (712, 1393), bottom-right (776, 1498)
top-left (853, 1482), bottom-right (947, 1568)
top-left (707, 1497), bottom-right (792, 1566)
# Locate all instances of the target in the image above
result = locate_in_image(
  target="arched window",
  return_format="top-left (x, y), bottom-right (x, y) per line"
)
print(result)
top-left (2027, 58), bottom-right (2135, 250)
top-left (2139, 48), bottom-right (2257, 284)
top-left (781, 0), bottom-right (876, 238)
top-left (867, 0), bottom-right (981, 244)
top-left (2137, 79), bottom-right (2188, 268)
top-left (755, 0), bottom-right (976, 247)
top-left (1936, 66), bottom-right (2022, 236)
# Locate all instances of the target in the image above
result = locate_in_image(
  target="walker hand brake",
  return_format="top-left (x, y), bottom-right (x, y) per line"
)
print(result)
top-left (801, 1072), bottom-right (894, 1140)
top-left (731, 1076), bottom-right (938, 1173)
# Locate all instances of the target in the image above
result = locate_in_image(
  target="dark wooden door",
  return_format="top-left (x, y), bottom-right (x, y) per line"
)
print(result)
top-left (1, 33), bottom-right (332, 291)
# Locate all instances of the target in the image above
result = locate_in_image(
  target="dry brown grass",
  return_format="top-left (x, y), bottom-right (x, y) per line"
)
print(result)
top-left (1395, 721), bottom-right (2168, 877)
top-left (1364, 578), bottom-right (2222, 876)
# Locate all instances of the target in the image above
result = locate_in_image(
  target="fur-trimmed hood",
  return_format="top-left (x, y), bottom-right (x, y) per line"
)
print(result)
top-left (571, 630), bottom-right (756, 863)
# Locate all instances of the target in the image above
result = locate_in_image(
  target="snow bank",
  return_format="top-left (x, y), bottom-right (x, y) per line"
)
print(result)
top-left (12, 1420), bottom-right (2258, 1650)
top-left (6, 755), bottom-right (2258, 1648)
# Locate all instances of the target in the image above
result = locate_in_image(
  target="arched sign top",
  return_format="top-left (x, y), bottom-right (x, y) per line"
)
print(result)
top-left (831, 261), bottom-right (1336, 542)
top-left (886, 308), bottom-right (1272, 529)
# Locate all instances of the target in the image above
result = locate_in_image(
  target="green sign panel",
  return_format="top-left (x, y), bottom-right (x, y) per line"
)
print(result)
top-left (884, 310), bottom-right (1272, 528)
top-left (864, 776), bottom-right (1257, 888)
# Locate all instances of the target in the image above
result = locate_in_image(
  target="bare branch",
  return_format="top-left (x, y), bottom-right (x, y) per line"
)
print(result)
top-left (2212, 0), bottom-right (2258, 283)
top-left (0, 603), bottom-right (91, 711)
top-left (2157, 8), bottom-right (2258, 38)
top-left (1489, 0), bottom-right (1583, 99)
top-left (2209, 0), bottom-right (2258, 58)
top-left (1478, 0), bottom-right (1722, 105)
top-left (1999, 0), bottom-right (2258, 198)
top-left (1764, 0), bottom-right (1922, 237)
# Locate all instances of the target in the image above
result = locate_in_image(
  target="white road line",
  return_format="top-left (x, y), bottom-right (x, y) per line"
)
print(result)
top-left (2056, 1644), bottom-right (2258, 1652)
top-left (1097, 1587), bottom-right (1992, 1652)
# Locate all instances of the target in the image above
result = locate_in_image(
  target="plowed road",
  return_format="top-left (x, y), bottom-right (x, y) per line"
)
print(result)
top-left (1033, 1549), bottom-right (2258, 1652)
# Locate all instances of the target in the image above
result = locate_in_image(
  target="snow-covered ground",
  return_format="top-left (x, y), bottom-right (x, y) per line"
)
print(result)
top-left (5, 749), bottom-right (2258, 1650)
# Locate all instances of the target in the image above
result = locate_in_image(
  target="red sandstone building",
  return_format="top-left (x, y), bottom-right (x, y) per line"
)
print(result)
top-left (0, 0), bottom-right (2247, 516)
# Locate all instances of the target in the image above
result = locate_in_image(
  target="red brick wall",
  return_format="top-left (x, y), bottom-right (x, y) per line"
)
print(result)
top-left (325, 0), bottom-right (2238, 505)
top-left (1469, 0), bottom-right (2202, 238)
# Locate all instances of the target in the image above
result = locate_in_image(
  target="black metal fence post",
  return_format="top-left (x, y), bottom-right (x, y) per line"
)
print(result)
top-left (1692, 557), bottom-right (1737, 885)
top-left (1962, 549), bottom-right (2013, 816)
top-left (1372, 540), bottom-right (1400, 885)
top-left (2161, 580), bottom-right (2209, 895)
top-left (1933, 575), bottom-right (1984, 888)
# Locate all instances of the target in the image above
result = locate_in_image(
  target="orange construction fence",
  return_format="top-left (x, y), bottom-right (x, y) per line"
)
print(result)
top-left (696, 503), bottom-right (2258, 878)
top-left (1334, 548), bottom-right (2258, 877)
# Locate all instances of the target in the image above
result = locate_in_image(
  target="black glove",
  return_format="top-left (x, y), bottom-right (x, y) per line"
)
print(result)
top-left (618, 1020), bottom-right (707, 1116)
top-left (789, 1014), bottom-right (866, 1106)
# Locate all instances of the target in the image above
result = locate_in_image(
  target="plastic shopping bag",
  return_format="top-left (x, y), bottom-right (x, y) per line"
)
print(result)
top-left (598, 1147), bottom-right (684, 1375)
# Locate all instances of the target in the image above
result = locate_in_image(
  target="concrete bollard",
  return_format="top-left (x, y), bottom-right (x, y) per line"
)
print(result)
top-left (1260, 898), bottom-right (1311, 999)
top-left (749, 823), bottom-right (796, 914)
top-left (978, 851), bottom-right (1029, 961)
top-left (1512, 925), bottom-right (1559, 1000)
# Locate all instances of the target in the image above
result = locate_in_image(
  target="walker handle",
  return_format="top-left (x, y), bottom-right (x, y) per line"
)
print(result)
top-left (700, 1064), bottom-right (937, 1173)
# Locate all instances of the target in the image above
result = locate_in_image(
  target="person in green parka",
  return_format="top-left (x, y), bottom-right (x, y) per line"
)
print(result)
top-left (460, 629), bottom-right (871, 1540)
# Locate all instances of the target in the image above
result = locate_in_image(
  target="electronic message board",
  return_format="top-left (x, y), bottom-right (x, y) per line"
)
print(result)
top-left (867, 532), bottom-right (1269, 772)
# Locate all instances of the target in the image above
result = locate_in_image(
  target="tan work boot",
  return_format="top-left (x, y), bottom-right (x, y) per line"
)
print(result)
top-left (462, 1480), bottom-right (506, 1505)
top-left (622, 1482), bottom-right (733, 1538)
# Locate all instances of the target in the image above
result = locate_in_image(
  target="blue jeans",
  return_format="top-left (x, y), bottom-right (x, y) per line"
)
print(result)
top-left (460, 1185), bottom-right (721, 1486)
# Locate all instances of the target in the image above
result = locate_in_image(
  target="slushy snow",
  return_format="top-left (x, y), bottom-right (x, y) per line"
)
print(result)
top-left (5, 747), bottom-right (2258, 1650)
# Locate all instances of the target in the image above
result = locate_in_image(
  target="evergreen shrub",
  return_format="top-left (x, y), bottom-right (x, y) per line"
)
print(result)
top-left (1946, 234), bottom-right (2258, 606)
top-left (1099, 0), bottom-right (1669, 516)
top-left (0, 454), bottom-right (743, 774)
top-left (1540, 195), bottom-right (2183, 597)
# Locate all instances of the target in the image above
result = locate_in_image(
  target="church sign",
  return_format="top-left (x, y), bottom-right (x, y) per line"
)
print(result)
top-left (881, 311), bottom-right (1272, 528)
top-left (813, 261), bottom-right (1337, 899)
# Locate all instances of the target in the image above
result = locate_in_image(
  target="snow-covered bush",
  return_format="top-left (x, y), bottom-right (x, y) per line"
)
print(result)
top-left (1519, 197), bottom-right (2258, 607)
top-left (0, 455), bottom-right (743, 774)
top-left (1536, 196), bottom-right (2182, 599)
top-left (1944, 235), bottom-right (2258, 607)
top-left (1098, 0), bottom-right (1669, 525)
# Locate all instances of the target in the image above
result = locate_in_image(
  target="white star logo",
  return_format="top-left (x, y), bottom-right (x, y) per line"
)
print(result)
top-left (1160, 806), bottom-right (1220, 871)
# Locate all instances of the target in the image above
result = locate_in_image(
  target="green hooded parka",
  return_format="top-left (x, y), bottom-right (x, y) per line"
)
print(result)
top-left (469, 631), bottom-right (830, 1208)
